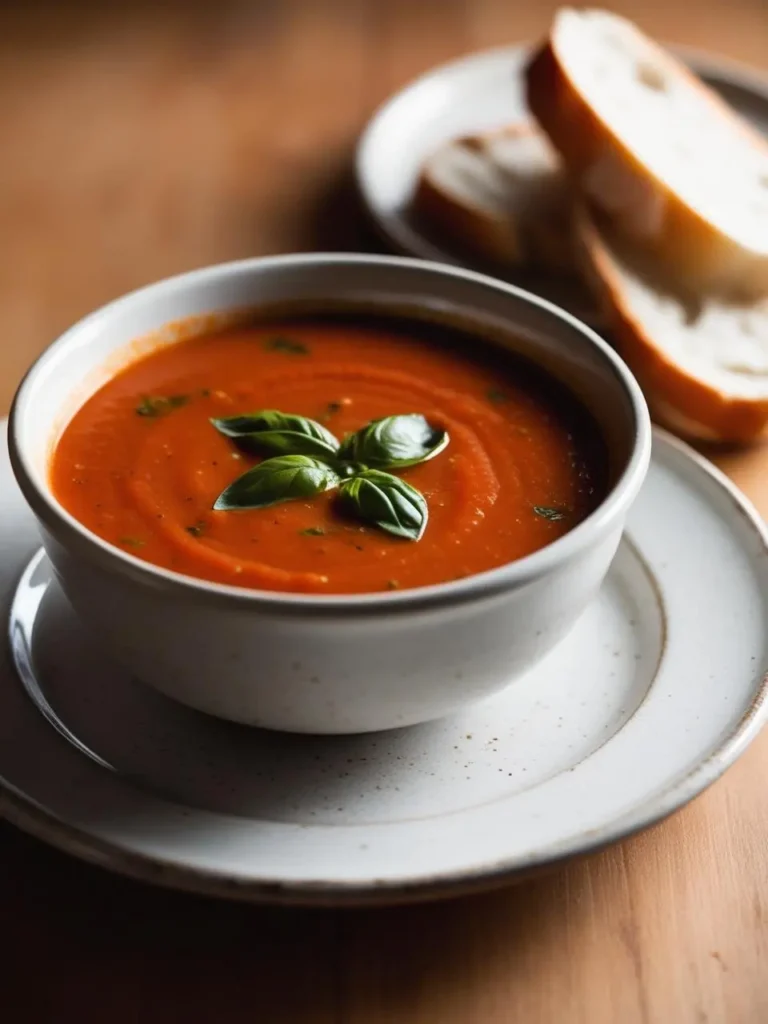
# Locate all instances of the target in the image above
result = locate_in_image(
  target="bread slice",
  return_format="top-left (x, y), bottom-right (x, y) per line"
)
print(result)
top-left (574, 206), bottom-right (768, 443)
top-left (413, 123), bottom-right (574, 274)
top-left (527, 8), bottom-right (768, 300)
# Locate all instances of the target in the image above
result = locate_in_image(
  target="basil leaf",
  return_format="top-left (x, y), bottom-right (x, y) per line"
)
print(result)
top-left (213, 455), bottom-right (340, 511)
top-left (234, 430), bottom-right (339, 458)
top-left (338, 469), bottom-right (428, 541)
top-left (211, 410), bottom-right (340, 458)
top-left (339, 414), bottom-right (448, 469)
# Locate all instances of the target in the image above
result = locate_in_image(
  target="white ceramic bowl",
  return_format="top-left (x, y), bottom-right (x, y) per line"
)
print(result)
top-left (9, 255), bottom-right (651, 734)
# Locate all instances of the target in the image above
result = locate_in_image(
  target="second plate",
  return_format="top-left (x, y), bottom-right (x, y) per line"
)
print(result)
top-left (356, 43), bottom-right (768, 319)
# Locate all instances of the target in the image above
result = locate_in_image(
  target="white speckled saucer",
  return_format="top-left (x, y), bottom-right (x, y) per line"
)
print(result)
top-left (1, 421), bottom-right (767, 904)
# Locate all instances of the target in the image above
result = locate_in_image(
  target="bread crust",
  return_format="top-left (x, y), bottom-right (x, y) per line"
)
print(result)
top-left (413, 146), bottom-right (523, 265)
top-left (413, 124), bottom-right (574, 274)
top-left (574, 207), bottom-right (768, 443)
top-left (526, 22), bottom-right (768, 301)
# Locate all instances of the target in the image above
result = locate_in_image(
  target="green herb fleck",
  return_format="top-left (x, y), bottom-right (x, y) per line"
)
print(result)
top-left (320, 399), bottom-right (344, 423)
top-left (136, 394), bottom-right (189, 418)
top-left (386, 579), bottom-right (400, 590)
top-left (186, 520), bottom-right (207, 537)
top-left (300, 526), bottom-right (326, 536)
top-left (265, 336), bottom-right (308, 355)
top-left (486, 388), bottom-right (508, 404)
top-left (118, 536), bottom-right (145, 548)
top-left (533, 505), bottom-right (568, 522)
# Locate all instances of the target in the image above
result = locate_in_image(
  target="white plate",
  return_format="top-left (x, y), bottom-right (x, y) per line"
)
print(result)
top-left (356, 44), bottom-right (768, 319)
top-left (1, 420), bottom-right (768, 905)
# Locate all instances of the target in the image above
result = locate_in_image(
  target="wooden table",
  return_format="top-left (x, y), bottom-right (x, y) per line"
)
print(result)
top-left (2, 2), bottom-right (767, 1020)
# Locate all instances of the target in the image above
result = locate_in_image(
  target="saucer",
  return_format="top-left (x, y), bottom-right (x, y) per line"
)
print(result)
top-left (1, 420), bottom-right (767, 905)
top-left (356, 44), bottom-right (768, 321)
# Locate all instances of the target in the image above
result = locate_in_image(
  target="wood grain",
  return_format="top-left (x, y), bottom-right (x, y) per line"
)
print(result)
top-left (1, 1), bottom-right (767, 1021)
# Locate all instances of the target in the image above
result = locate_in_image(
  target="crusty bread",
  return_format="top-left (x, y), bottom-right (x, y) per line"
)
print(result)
top-left (413, 123), bottom-right (575, 274)
top-left (574, 206), bottom-right (768, 443)
top-left (527, 8), bottom-right (768, 300)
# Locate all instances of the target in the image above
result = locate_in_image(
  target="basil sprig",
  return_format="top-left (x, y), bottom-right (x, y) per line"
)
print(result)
top-left (211, 410), bottom-right (449, 541)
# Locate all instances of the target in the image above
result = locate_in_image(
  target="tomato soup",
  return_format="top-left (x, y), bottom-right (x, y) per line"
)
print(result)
top-left (51, 314), bottom-right (607, 594)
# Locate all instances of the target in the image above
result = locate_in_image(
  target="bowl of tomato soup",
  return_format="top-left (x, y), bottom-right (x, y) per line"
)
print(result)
top-left (9, 255), bottom-right (650, 733)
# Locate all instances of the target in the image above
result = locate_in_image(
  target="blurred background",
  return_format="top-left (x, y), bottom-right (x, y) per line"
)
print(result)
top-left (1, 0), bottom-right (766, 412)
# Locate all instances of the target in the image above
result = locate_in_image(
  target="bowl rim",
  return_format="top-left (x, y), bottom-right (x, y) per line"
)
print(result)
top-left (8, 252), bottom-right (651, 616)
